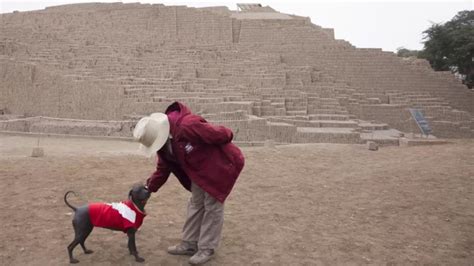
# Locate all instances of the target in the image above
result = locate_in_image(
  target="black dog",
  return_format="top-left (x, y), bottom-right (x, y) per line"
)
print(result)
top-left (64, 184), bottom-right (151, 263)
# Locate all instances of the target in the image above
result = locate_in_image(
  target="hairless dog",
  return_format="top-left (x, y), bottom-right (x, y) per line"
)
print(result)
top-left (64, 184), bottom-right (151, 263)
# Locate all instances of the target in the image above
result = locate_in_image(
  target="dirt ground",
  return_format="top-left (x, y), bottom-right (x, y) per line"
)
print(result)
top-left (0, 134), bottom-right (473, 265)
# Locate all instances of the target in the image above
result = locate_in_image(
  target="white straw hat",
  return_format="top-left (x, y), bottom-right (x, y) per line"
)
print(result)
top-left (133, 113), bottom-right (170, 156)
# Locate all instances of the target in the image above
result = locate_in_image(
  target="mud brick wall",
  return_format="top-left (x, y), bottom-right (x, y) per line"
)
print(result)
top-left (0, 61), bottom-right (122, 120)
top-left (0, 3), bottom-right (472, 139)
top-left (238, 19), bottom-right (333, 45)
top-left (213, 117), bottom-right (269, 141)
top-left (351, 104), bottom-right (419, 133)
top-left (175, 7), bottom-right (233, 44)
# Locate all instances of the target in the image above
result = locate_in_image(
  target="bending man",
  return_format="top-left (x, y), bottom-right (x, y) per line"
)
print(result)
top-left (133, 101), bottom-right (245, 265)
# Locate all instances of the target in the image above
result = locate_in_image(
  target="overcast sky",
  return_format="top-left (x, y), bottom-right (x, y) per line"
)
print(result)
top-left (0, 0), bottom-right (471, 52)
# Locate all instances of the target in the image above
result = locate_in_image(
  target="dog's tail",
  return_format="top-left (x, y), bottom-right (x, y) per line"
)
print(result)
top-left (64, 191), bottom-right (78, 212)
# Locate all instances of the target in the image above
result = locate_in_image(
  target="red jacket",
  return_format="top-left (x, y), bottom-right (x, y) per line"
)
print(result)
top-left (89, 200), bottom-right (146, 232)
top-left (146, 102), bottom-right (245, 203)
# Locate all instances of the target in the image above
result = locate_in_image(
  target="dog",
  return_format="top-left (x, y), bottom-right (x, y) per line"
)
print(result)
top-left (64, 184), bottom-right (151, 263)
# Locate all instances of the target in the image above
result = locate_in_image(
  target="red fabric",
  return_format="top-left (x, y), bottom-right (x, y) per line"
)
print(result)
top-left (146, 102), bottom-right (245, 203)
top-left (88, 200), bottom-right (146, 232)
top-left (167, 110), bottom-right (180, 124)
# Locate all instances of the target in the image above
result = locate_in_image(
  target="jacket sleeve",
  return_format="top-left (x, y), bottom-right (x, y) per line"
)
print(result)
top-left (146, 155), bottom-right (171, 192)
top-left (182, 118), bottom-right (233, 145)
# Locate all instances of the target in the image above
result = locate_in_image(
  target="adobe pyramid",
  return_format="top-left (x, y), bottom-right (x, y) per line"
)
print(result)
top-left (0, 3), bottom-right (472, 144)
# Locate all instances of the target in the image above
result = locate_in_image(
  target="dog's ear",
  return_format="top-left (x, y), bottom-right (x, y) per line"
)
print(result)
top-left (128, 189), bottom-right (133, 199)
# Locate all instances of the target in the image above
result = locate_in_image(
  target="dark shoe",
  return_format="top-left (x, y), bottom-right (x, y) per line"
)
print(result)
top-left (189, 249), bottom-right (214, 265)
top-left (167, 241), bottom-right (197, 256)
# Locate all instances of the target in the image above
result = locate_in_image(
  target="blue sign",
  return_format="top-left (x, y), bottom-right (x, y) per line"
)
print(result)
top-left (409, 108), bottom-right (432, 136)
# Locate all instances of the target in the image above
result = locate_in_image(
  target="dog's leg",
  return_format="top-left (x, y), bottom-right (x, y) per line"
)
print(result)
top-left (67, 206), bottom-right (93, 263)
top-left (79, 224), bottom-right (94, 254)
top-left (127, 228), bottom-right (145, 262)
top-left (67, 240), bottom-right (80, 263)
top-left (67, 220), bottom-right (82, 264)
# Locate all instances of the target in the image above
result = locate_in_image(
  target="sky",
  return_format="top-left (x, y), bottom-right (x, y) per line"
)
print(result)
top-left (0, 0), bottom-right (472, 52)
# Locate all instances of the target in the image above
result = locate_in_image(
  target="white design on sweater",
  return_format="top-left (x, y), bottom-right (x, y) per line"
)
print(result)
top-left (108, 202), bottom-right (136, 223)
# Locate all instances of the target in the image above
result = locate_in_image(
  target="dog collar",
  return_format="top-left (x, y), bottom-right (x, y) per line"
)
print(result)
top-left (132, 201), bottom-right (146, 215)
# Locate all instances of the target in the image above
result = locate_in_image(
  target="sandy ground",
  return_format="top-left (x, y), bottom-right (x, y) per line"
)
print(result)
top-left (0, 133), bottom-right (473, 265)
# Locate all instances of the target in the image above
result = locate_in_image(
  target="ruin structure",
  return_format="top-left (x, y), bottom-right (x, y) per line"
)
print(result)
top-left (1, 3), bottom-right (473, 144)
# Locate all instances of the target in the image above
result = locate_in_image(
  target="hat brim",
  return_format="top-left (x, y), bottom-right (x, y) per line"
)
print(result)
top-left (135, 113), bottom-right (170, 157)
top-left (138, 139), bottom-right (167, 157)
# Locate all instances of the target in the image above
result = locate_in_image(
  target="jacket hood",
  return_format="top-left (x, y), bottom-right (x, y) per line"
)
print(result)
top-left (165, 101), bottom-right (192, 116)
top-left (165, 102), bottom-right (192, 136)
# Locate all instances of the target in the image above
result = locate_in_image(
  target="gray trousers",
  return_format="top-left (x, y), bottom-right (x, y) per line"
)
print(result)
top-left (182, 182), bottom-right (224, 250)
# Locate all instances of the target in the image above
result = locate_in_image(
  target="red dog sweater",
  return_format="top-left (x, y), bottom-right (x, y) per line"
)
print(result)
top-left (88, 200), bottom-right (146, 232)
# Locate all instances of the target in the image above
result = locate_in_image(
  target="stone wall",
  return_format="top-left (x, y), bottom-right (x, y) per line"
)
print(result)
top-left (0, 3), bottom-right (472, 141)
top-left (0, 61), bottom-right (122, 119)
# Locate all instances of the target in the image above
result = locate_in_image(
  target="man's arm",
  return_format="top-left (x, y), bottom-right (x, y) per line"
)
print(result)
top-left (146, 156), bottom-right (171, 192)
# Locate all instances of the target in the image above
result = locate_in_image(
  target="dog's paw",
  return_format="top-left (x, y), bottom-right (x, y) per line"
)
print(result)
top-left (70, 258), bottom-right (80, 264)
top-left (84, 249), bottom-right (94, 254)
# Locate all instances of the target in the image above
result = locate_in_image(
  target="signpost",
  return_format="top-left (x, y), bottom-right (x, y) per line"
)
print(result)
top-left (409, 108), bottom-right (432, 136)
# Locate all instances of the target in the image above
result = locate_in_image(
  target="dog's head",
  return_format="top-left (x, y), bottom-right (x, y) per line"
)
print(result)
top-left (128, 184), bottom-right (151, 211)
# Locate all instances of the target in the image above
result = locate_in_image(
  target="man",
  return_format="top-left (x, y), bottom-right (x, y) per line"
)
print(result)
top-left (133, 101), bottom-right (245, 265)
